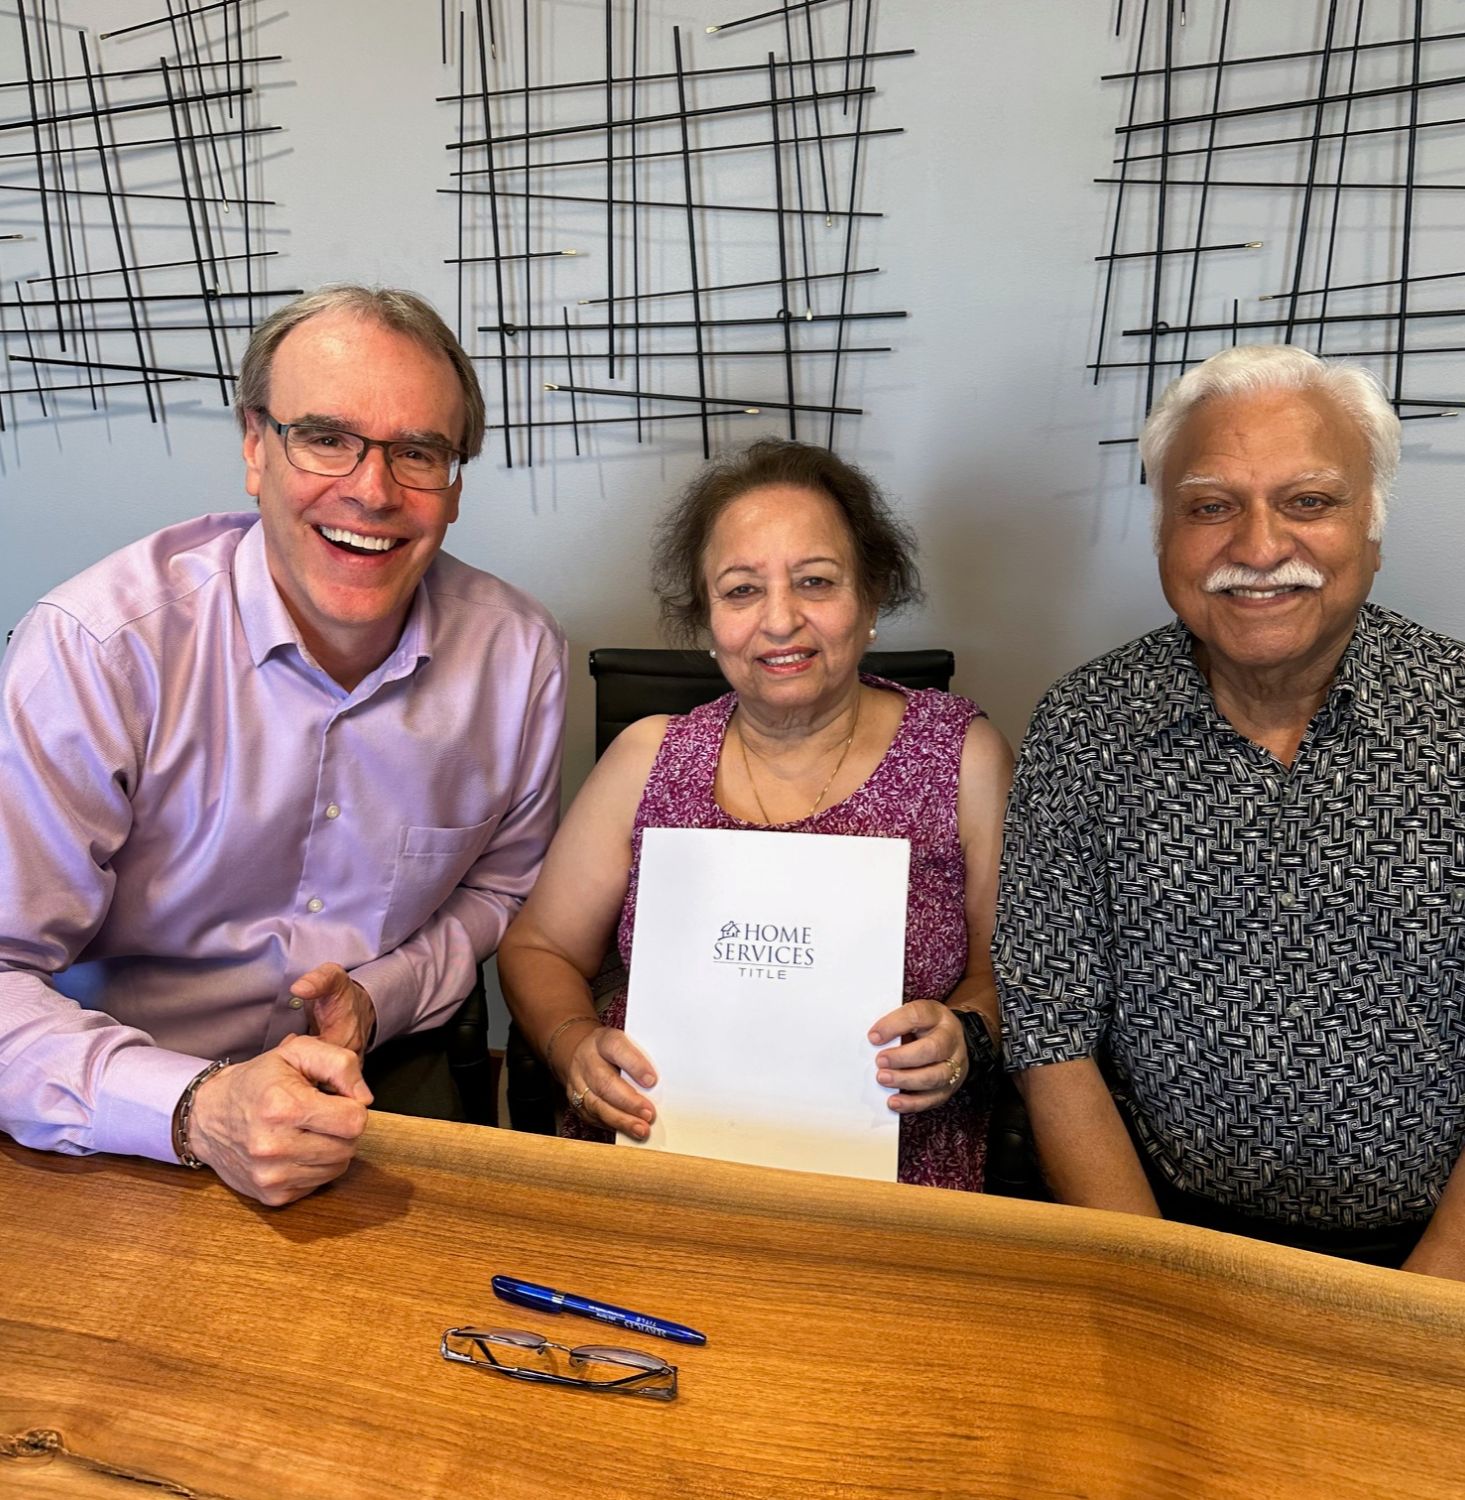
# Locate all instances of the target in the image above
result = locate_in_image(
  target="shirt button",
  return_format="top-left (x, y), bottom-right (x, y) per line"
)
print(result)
top-left (1279, 893), bottom-right (1296, 908)
top-left (288, 997), bottom-right (303, 1010)
top-left (307, 896), bottom-right (324, 913)
top-left (1306, 1205), bottom-right (1325, 1220)
top-left (325, 803), bottom-right (341, 820)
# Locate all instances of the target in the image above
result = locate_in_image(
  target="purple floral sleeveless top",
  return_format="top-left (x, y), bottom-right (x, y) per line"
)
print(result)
top-left (578, 675), bottom-right (990, 1191)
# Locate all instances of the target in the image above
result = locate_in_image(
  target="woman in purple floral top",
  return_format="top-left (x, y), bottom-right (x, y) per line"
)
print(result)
top-left (499, 439), bottom-right (1013, 1190)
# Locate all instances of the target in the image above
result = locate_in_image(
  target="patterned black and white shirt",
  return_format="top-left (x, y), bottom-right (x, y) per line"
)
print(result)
top-left (997, 603), bottom-right (1465, 1230)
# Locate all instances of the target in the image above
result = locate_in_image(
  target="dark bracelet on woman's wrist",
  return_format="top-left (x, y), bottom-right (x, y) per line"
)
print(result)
top-left (955, 1010), bottom-right (999, 1089)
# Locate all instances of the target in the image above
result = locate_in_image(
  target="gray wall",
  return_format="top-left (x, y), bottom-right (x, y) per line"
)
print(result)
top-left (5, 1), bottom-right (1464, 1032)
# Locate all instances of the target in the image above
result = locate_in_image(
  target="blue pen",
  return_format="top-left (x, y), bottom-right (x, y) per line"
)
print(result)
top-left (491, 1275), bottom-right (707, 1346)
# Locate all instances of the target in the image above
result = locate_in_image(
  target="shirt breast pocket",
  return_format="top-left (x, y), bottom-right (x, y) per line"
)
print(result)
top-left (380, 818), bottom-right (499, 951)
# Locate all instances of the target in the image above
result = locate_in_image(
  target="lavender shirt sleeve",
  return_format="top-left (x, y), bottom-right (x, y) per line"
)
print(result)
top-left (352, 635), bottom-right (568, 1039)
top-left (0, 606), bottom-right (207, 1161)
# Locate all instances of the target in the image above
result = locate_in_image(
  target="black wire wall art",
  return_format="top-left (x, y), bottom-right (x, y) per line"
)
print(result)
top-left (1092, 0), bottom-right (1465, 461)
top-left (0, 0), bottom-right (286, 434)
top-left (439, 0), bottom-right (910, 468)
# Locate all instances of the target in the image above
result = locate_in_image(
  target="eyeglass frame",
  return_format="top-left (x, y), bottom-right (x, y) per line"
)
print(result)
top-left (253, 408), bottom-right (464, 491)
top-left (439, 1325), bottom-right (679, 1401)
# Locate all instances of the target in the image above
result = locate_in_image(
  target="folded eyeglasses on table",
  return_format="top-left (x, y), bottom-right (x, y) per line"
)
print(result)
top-left (440, 1326), bottom-right (679, 1401)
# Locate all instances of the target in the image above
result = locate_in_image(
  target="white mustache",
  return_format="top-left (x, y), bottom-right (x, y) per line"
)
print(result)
top-left (1203, 561), bottom-right (1325, 594)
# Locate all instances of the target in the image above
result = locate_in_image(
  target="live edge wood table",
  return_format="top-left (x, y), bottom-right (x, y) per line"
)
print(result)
top-left (3, 1117), bottom-right (1465, 1500)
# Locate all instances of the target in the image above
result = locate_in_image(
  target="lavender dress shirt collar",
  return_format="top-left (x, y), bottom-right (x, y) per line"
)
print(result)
top-left (232, 514), bottom-right (434, 694)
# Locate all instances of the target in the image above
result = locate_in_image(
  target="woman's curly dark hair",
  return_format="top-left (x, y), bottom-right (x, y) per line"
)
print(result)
top-left (651, 438), bottom-right (923, 644)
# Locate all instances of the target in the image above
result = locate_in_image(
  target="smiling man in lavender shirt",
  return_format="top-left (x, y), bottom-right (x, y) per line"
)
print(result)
top-left (0, 286), bottom-right (566, 1205)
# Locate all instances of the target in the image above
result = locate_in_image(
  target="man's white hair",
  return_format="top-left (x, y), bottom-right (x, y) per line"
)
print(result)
top-left (1138, 344), bottom-right (1401, 545)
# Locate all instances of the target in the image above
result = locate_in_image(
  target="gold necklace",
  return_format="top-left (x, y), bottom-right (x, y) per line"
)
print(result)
top-left (736, 694), bottom-right (862, 825)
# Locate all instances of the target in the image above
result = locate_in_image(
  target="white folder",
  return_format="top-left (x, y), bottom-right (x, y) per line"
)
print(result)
top-left (623, 826), bottom-right (910, 1181)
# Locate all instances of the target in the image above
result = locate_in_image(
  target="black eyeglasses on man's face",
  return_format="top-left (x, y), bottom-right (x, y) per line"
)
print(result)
top-left (257, 409), bottom-right (462, 491)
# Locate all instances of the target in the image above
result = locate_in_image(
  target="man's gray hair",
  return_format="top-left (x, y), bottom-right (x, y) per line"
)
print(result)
top-left (233, 285), bottom-right (487, 460)
top-left (1138, 344), bottom-right (1400, 543)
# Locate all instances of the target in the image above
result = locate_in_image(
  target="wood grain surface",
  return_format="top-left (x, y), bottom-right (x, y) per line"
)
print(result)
top-left (3, 1114), bottom-right (1464, 1499)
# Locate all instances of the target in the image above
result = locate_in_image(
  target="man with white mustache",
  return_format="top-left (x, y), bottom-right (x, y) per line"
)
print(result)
top-left (997, 344), bottom-right (1465, 1278)
top-left (0, 286), bottom-right (566, 1205)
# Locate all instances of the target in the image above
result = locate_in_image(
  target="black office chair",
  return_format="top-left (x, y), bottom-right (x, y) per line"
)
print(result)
top-left (364, 968), bottom-right (500, 1126)
top-left (446, 973), bottom-right (500, 1126)
top-left (984, 1080), bottom-right (1048, 1200)
top-left (505, 648), bottom-right (958, 1136)
top-left (586, 647), bottom-right (958, 760)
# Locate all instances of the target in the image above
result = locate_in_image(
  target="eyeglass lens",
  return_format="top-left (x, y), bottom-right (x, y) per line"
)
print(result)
top-left (572, 1346), bottom-right (670, 1373)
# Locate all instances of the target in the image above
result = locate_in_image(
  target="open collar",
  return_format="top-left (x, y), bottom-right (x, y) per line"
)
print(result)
top-left (233, 517), bottom-right (434, 692)
top-left (1128, 605), bottom-right (1390, 746)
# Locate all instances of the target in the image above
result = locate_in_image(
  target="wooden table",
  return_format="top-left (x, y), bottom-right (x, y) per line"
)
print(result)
top-left (4, 1115), bottom-right (1465, 1499)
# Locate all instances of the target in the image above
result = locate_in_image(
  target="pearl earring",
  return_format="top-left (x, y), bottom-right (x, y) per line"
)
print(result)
top-left (709, 648), bottom-right (717, 659)
top-left (868, 626), bottom-right (878, 642)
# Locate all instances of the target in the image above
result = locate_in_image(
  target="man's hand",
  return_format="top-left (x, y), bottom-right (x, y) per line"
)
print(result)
top-left (291, 962), bottom-right (376, 1057)
top-left (186, 1034), bottom-right (373, 1207)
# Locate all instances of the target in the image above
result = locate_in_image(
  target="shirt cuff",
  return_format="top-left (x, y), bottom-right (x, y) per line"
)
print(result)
top-left (349, 949), bottom-right (416, 1045)
top-left (92, 1045), bottom-right (213, 1162)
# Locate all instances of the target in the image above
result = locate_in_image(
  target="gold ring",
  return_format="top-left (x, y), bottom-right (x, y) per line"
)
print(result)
top-left (569, 1086), bottom-right (588, 1113)
top-left (945, 1056), bottom-right (962, 1090)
